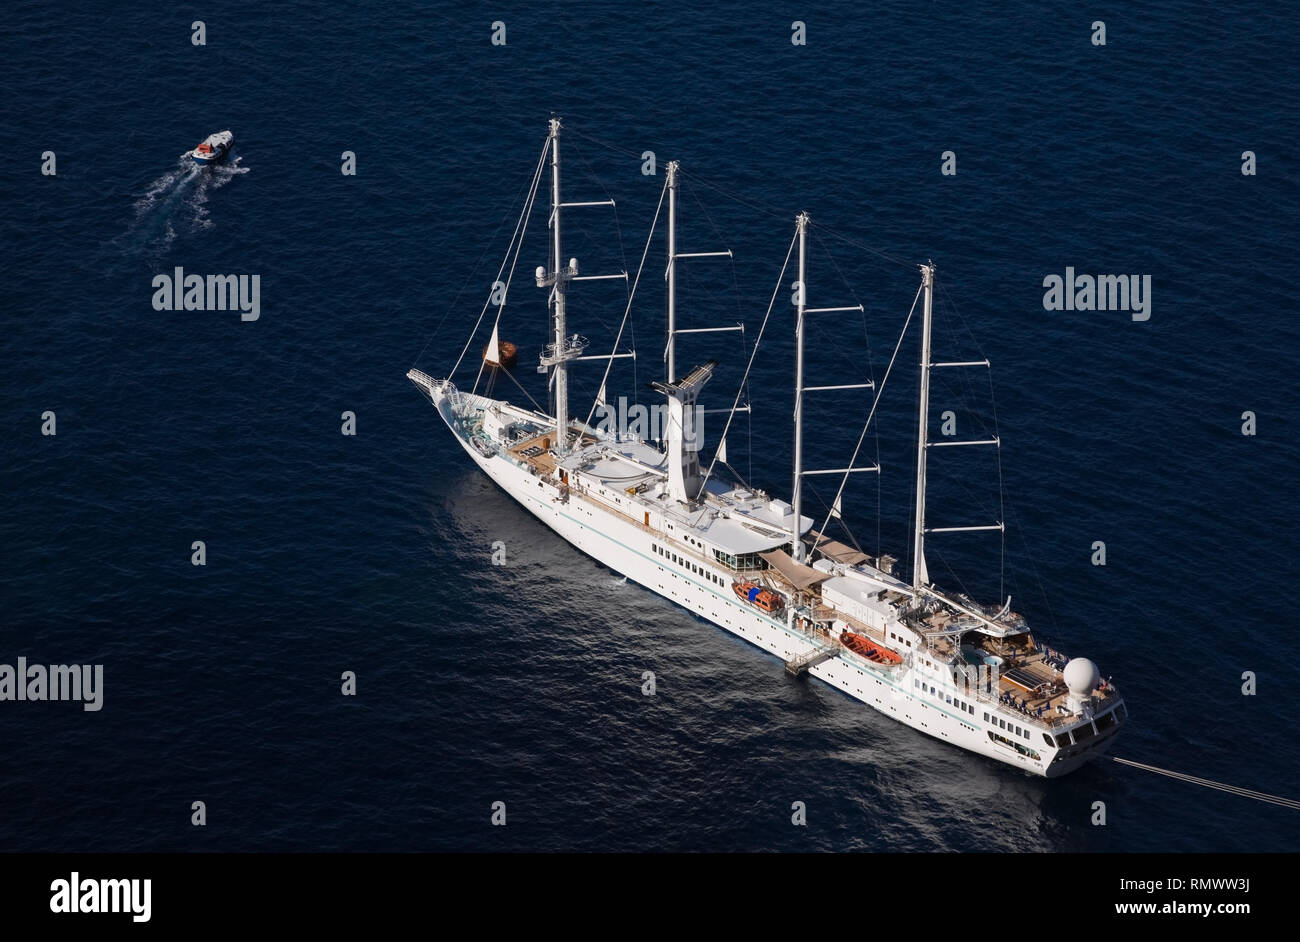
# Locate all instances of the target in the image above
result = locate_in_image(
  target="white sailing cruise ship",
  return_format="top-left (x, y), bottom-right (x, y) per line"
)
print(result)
top-left (409, 118), bottom-right (1126, 777)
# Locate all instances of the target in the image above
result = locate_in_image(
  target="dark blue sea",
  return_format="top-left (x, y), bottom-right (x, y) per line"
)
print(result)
top-left (3, 0), bottom-right (1298, 852)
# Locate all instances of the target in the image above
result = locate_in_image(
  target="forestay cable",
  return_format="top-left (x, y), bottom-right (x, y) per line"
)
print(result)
top-left (583, 176), bottom-right (668, 428)
top-left (695, 228), bottom-right (799, 498)
top-left (812, 282), bottom-right (924, 548)
top-left (450, 136), bottom-right (550, 381)
top-left (472, 142), bottom-right (550, 394)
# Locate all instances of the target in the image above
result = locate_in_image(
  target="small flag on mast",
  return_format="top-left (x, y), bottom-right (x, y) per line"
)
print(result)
top-left (830, 493), bottom-right (843, 520)
top-left (485, 323), bottom-right (502, 365)
top-left (716, 438), bottom-right (727, 464)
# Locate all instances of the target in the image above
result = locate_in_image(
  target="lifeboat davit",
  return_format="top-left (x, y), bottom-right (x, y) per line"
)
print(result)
top-left (841, 631), bottom-right (902, 665)
top-left (732, 579), bottom-right (785, 615)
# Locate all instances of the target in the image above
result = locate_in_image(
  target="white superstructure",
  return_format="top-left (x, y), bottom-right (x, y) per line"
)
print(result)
top-left (409, 118), bottom-right (1125, 777)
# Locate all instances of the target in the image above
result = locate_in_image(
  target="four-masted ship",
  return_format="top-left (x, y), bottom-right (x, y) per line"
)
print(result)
top-left (409, 118), bottom-right (1125, 776)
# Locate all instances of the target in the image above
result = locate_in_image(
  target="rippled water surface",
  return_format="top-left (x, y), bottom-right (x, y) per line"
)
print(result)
top-left (2, 1), bottom-right (1298, 851)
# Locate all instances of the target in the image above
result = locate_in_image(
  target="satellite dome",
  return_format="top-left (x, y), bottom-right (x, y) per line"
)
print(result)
top-left (1063, 658), bottom-right (1100, 697)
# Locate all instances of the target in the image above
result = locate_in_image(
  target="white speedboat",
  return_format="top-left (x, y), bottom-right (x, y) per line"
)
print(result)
top-left (191, 130), bottom-right (234, 166)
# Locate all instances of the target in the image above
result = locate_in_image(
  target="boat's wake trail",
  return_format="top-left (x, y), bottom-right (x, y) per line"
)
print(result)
top-left (106, 154), bottom-right (249, 265)
top-left (189, 155), bottom-right (249, 233)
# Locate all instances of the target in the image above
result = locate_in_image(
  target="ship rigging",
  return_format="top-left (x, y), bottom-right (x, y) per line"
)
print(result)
top-left (408, 117), bottom-right (1126, 777)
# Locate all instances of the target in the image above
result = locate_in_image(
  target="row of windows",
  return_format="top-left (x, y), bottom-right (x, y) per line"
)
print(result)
top-left (712, 549), bottom-right (770, 570)
top-left (653, 543), bottom-right (726, 587)
top-left (887, 629), bottom-right (914, 649)
top-left (1047, 703), bottom-right (1126, 749)
top-left (988, 731), bottom-right (1040, 761)
top-left (915, 679), bottom-right (976, 716)
top-left (983, 711), bottom-right (1033, 742)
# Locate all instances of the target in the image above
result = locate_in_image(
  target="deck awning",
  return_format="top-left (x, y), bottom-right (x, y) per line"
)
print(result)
top-left (807, 530), bottom-right (869, 567)
top-left (760, 549), bottom-right (832, 590)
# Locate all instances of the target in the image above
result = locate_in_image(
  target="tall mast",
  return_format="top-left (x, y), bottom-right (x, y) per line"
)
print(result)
top-left (912, 262), bottom-right (935, 592)
top-left (907, 261), bottom-right (1004, 595)
top-left (659, 160), bottom-right (736, 500)
top-left (535, 117), bottom-right (626, 453)
top-left (791, 212), bottom-right (810, 562)
top-left (666, 160), bottom-right (679, 384)
top-left (549, 117), bottom-right (570, 454)
top-left (788, 213), bottom-right (867, 563)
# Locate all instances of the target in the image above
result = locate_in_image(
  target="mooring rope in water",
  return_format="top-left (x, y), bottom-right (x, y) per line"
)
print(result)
top-left (1112, 757), bottom-right (1300, 810)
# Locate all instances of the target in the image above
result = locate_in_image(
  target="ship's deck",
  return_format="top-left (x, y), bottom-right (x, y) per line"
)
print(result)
top-left (764, 563), bottom-right (1121, 730)
top-left (479, 403), bottom-right (1122, 731)
top-left (508, 431), bottom-right (599, 477)
top-left (934, 635), bottom-right (1121, 728)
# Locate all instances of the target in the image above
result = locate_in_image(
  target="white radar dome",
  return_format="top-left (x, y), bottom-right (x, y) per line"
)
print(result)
top-left (1063, 658), bottom-right (1100, 697)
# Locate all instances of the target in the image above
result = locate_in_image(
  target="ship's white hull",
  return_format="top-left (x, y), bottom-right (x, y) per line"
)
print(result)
top-left (426, 390), bottom-right (1118, 778)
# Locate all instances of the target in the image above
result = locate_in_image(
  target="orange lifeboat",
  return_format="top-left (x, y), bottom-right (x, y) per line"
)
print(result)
top-left (732, 580), bottom-right (784, 615)
top-left (841, 631), bottom-right (902, 665)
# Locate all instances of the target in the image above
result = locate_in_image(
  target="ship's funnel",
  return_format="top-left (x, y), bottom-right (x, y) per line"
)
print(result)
top-left (651, 361), bottom-right (716, 503)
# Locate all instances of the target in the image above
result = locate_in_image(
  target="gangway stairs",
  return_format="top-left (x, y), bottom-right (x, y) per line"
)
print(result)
top-left (785, 643), bottom-right (839, 677)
